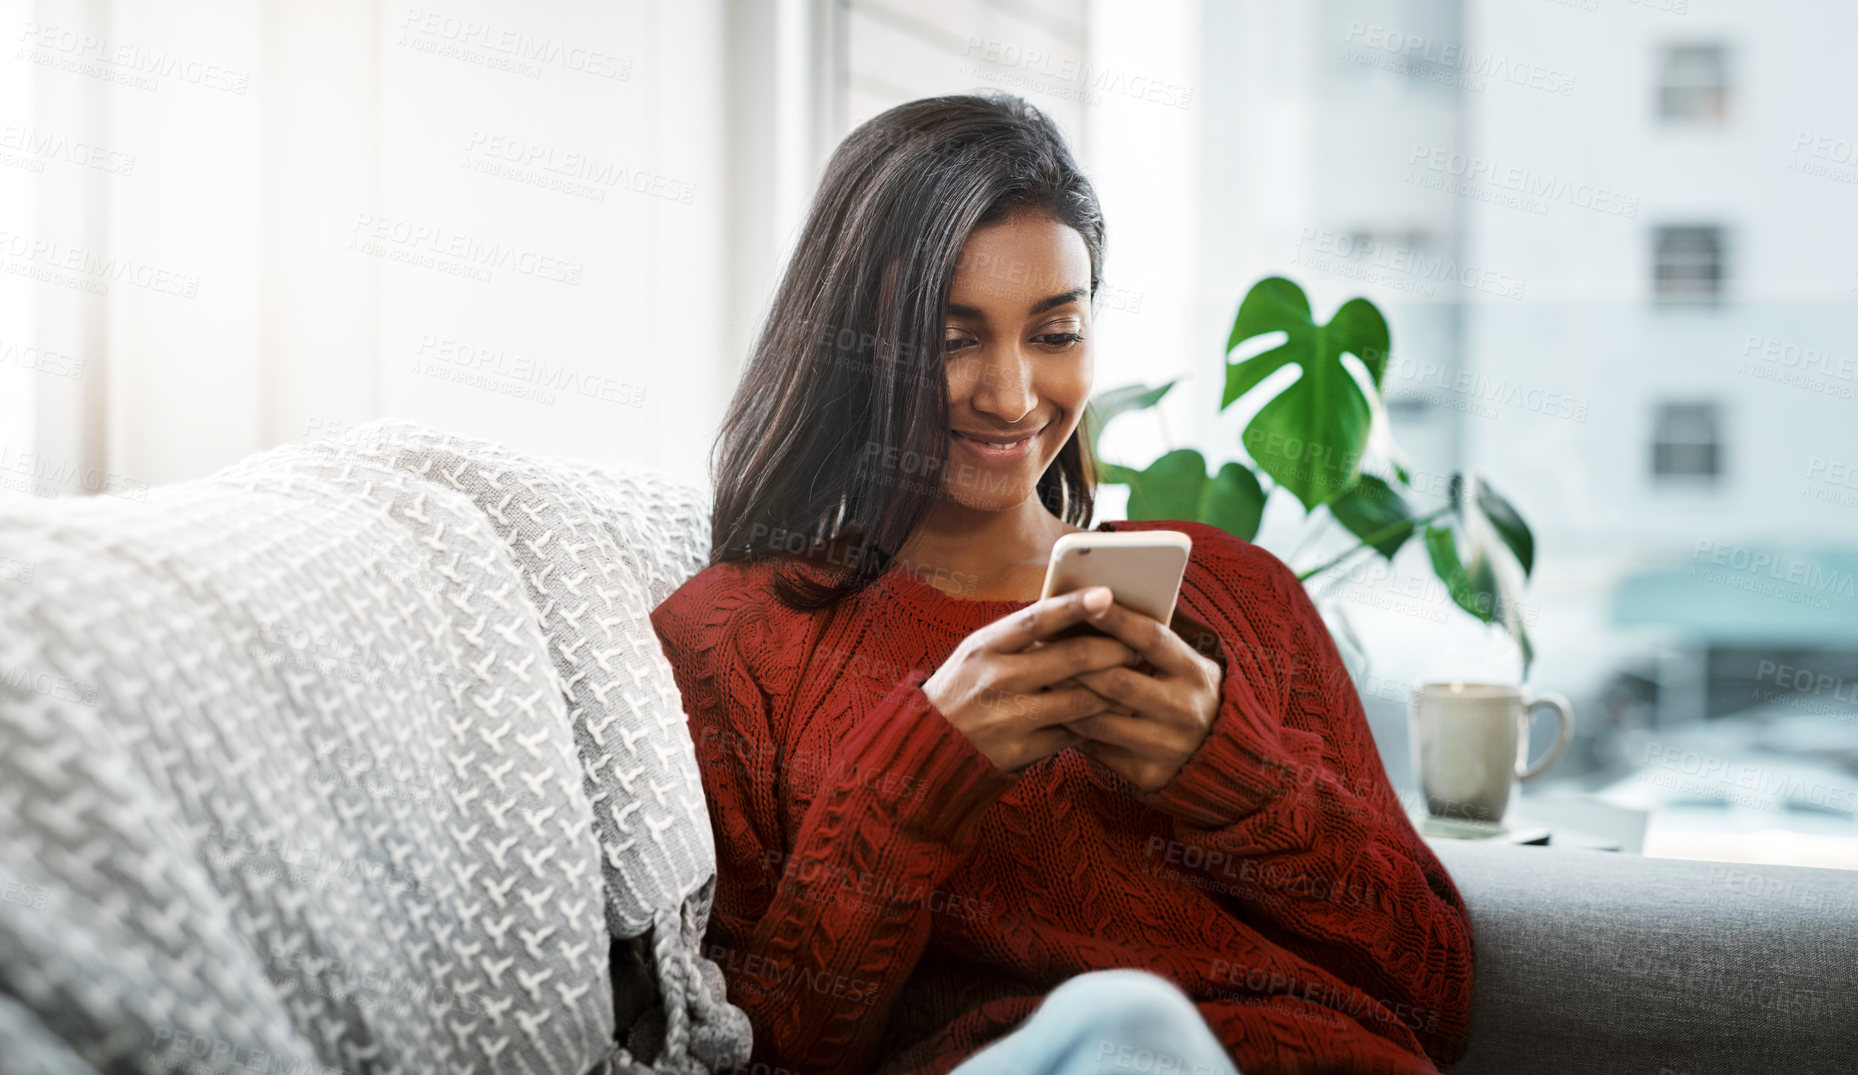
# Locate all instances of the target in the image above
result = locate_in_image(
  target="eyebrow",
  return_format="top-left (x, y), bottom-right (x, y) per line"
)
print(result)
top-left (946, 287), bottom-right (1088, 321)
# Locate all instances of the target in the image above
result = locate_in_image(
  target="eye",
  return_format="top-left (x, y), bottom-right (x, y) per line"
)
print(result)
top-left (1036, 333), bottom-right (1085, 349)
top-left (943, 335), bottom-right (976, 355)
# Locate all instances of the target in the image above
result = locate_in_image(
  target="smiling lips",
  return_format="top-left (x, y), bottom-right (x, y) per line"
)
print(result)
top-left (951, 425), bottom-right (1043, 462)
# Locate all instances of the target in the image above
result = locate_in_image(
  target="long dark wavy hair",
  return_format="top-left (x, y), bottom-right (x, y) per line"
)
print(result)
top-left (707, 92), bottom-right (1107, 611)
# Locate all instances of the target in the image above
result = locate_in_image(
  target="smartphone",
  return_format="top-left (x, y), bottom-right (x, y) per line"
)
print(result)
top-left (1038, 530), bottom-right (1192, 640)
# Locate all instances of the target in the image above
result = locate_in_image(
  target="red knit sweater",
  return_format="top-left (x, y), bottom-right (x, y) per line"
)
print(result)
top-left (649, 519), bottom-right (1475, 1075)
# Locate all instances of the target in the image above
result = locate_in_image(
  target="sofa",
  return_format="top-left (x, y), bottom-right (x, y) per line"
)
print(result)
top-left (0, 420), bottom-right (1851, 1074)
top-left (0, 421), bottom-right (750, 1075)
top-left (1424, 838), bottom-right (1856, 1074)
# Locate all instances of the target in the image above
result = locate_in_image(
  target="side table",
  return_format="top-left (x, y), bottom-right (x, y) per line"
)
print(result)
top-left (1407, 793), bottom-right (1650, 853)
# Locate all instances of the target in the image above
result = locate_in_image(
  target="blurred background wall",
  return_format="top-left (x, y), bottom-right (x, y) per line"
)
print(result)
top-left (4, 0), bottom-right (1855, 867)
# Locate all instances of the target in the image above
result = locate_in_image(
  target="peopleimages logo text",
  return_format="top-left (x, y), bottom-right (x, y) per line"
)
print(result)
top-left (1741, 334), bottom-right (1858, 381)
top-left (1345, 22), bottom-right (1576, 96)
top-left (348, 213), bottom-right (582, 285)
top-left (1407, 144), bottom-right (1638, 217)
top-left (397, 7), bottom-right (630, 79)
top-left (1691, 540), bottom-right (1857, 599)
top-left (962, 38), bottom-right (1194, 109)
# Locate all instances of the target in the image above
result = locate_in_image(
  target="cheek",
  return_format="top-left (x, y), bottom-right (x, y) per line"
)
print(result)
top-left (1042, 356), bottom-right (1092, 409)
top-left (944, 359), bottom-right (979, 401)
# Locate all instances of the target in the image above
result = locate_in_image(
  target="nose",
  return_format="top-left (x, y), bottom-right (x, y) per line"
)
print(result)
top-left (965, 342), bottom-right (1037, 424)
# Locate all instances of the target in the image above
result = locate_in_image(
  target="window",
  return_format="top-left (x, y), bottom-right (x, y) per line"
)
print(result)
top-left (1707, 646), bottom-right (1858, 721)
top-left (1651, 401), bottom-right (1724, 482)
top-left (1653, 225), bottom-right (1726, 305)
top-left (849, 0), bottom-right (1087, 131)
top-left (1329, 0), bottom-right (1465, 96)
top-left (1657, 44), bottom-right (1729, 122)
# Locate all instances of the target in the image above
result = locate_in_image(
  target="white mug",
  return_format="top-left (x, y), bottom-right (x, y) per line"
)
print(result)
top-left (1409, 683), bottom-right (1575, 823)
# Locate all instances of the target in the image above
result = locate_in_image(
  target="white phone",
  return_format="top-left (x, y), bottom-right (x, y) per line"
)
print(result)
top-left (1039, 530), bottom-right (1192, 631)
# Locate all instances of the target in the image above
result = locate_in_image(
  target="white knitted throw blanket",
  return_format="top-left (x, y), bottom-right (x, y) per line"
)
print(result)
top-left (0, 420), bottom-right (750, 1074)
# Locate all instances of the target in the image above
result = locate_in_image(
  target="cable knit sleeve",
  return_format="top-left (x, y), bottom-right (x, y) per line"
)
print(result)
top-left (1133, 535), bottom-right (1476, 1070)
top-left (650, 563), bottom-right (1019, 1074)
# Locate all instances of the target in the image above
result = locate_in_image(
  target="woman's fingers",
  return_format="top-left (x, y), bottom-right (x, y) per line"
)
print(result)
top-left (1017, 682), bottom-right (1123, 729)
top-left (982, 587), bottom-right (1115, 654)
top-left (999, 634), bottom-right (1139, 693)
top-left (1066, 664), bottom-right (1167, 717)
top-left (1073, 737), bottom-right (1177, 794)
top-left (1015, 723), bottom-right (1082, 769)
top-left (1076, 600), bottom-right (1214, 680)
top-left (1064, 711), bottom-right (1152, 750)
top-left (929, 590), bottom-right (1223, 777)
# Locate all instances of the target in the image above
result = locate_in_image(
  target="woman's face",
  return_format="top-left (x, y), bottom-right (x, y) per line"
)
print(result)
top-left (939, 211), bottom-right (1093, 512)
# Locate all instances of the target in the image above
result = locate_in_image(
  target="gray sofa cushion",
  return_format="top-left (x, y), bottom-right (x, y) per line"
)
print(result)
top-left (1431, 839), bottom-right (1858, 1074)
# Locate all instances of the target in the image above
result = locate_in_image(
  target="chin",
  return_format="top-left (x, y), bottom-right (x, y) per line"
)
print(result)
top-left (937, 458), bottom-right (1047, 512)
top-left (936, 485), bottom-right (1026, 513)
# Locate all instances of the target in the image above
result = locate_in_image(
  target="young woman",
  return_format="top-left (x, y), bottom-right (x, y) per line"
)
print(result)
top-left (650, 92), bottom-right (1475, 1075)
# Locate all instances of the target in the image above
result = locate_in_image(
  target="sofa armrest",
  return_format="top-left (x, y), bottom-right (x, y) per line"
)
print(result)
top-left (1429, 840), bottom-right (1858, 1075)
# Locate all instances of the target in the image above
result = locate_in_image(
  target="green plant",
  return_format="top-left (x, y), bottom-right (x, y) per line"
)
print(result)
top-left (1087, 276), bottom-right (1538, 673)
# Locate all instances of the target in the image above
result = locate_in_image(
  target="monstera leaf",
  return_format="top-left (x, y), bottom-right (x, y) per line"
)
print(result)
top-left (1424, 514), bottom-right (1536, 675)
top-left (1123, 449), bottom-right (1266, 541)
top-left (1326, 474), bottom-right (1415, 559)
top-left (1082, 275), bottom-right (1541, 672)
top-left (1084, 381), bottom-right (1178, 485)
top-left (1473, 479), bottom-right (1535, 578)
top-left (1224, 278), bottom-right (1391, 510)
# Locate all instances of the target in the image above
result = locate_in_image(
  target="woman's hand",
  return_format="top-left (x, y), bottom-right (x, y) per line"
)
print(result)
top-left (921, 587), bottom-right (1144, 775)
top-left (1059, 600), bottom-right (1226, 794)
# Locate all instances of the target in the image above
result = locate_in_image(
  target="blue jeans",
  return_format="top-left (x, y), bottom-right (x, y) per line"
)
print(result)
top-left (947, 969), bottom-right (1242, 1075)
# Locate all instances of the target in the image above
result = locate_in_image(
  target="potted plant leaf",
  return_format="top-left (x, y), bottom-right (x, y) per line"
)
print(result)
top-left (1086, 276), bottom-right (1538, 675)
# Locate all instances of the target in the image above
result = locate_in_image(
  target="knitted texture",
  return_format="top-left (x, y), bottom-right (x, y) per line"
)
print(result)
top-left (0, 419), bottom-right (749, 1074)
top-left (649, 520), bottom-right (1475, 1075)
